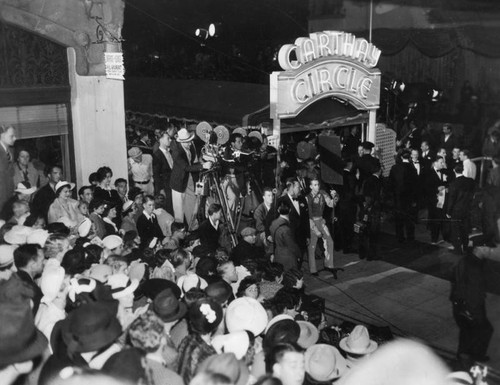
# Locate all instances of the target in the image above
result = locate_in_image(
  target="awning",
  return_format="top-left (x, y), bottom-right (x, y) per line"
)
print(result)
top-left (243, 97), bottom-right (368, 132)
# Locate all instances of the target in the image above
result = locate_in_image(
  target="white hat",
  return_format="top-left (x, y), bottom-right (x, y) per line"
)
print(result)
top-left (211, 330), bottom-right (250, 360)
top-left (40, 259), bottom-right (65, 302)
top-left (3, 225), bottom-right (32, 245)
top-left (226, 297), bottom-right (269, 337)
top-left (26, 229), bottom-right (50, 247)
top-left (54, 181), bottom-right (75, 194)
top-left (106, 273), bottom-right (139, 299)
top-left (176, 273), bottom-right (207, 296)
top-left (102, 235), bottom-right (123, 250)
top-left (68, 277), bottom-right (97, 302)
top-left (297, 321), bottom-right (320, 349)
top-left (305, 344), bottom-right (347, 382)
top-left (122, 200), bottom-right (134, 213)
top-left (14, 182), bottom-right (36, 195)
top-left (264, 314), bottom-right (294, 334)
top-left (176, 128), bottom-right (195, 143)
top-left (77, 218), bottom-right (92, 237)
top-left (339, 325), bottom-right (378, 355)
top-left (0, 244), bottom-right (16, 270)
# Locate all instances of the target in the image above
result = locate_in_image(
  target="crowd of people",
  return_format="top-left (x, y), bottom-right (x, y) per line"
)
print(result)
top-left (0, 118), bottom-right (499, 385)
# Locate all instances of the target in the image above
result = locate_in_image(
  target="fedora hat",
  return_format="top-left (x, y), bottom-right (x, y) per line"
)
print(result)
top-left (305, 344), bottom-right (347, 382)
top-left (55, 181), bottom-right (75, 195)
top-left (127, 147), bottom-right (143, 158)
top-left (226, 297), bottom-right (269, 337)
top-left (14, 182), bottom-right (36, 195)
top-left (339, 325), bottom-right (378, 355)
top-left (297, 321), bottom-right (319, 349)
top-left (152, 287), bottom-right (187, 322)
top-left (0, 284), bottom-right (48, 366)
top-left (176, 128), bottom-right (195, 143)
top-left (61, 301), bottom-right (122, 354)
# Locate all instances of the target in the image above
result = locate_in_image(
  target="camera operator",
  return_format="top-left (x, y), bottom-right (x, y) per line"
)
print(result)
top-left (171, 128), bottom-right (212, 228)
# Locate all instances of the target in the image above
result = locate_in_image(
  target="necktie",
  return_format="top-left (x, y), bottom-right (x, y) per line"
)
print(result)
top-left (6, 150), bottom-right (11, 162)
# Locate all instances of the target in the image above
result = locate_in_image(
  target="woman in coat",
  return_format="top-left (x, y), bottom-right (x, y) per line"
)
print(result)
top-left (269, 201), bottom-right (302, 271)
top-left (47, 181), bottom-right (83, 229)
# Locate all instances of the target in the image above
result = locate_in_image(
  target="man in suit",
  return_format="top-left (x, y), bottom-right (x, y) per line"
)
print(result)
top-left (14, 244), bottom-right (44, 315)
top-left (31, 165), bottom-right (62, 221)
top-left (389, 150), bottom-right (419, 242)
top-left (254, 187), bottom-right (275, 254)
top-left (170, 128), bottom-right (212, 227)
top-left (0, 125), bottom-right (16, 217)
top-left (440, 123), bottom-right (461, 154)
top-left (198, 203), bottom-right (222, 254)
top-left (420, 140), bottom-right (434, 171)
top-left (338, 161), bottom-right (357, 253)
top-left (446, 164), bottom-right (475, 254)
top-left (424, 156), bottom-right (448, 244)
top-left (277, 177), bottom-right (310, 269)
top-left (359, 164), bottom-right (383, 260)
top-left (341, 126), bottom-right (361, 161)
top-left (353, 141), bottom-right (381, 209)
top-left (153, 130), bottom-right (174, 215)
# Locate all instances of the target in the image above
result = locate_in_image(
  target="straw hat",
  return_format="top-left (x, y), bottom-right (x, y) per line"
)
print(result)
top-left (176, 128), bottom-right (195, 143)
top-left (14, 182), bottom-right (36, 195)
top-left (339, 325), bottom-right (378, 355)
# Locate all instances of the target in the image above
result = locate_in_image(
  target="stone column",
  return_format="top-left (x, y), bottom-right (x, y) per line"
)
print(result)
top-left (67, 47), bottom-right (128, 188)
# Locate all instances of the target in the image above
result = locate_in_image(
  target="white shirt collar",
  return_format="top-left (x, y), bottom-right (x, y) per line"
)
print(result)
top-left (143, 211), bottom-right (155, 220)
top-left (209, 216), bottom-right (219, 230)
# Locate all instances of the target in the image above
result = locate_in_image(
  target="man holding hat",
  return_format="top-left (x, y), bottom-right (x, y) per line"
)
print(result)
top-left (170, 128), bottom-right (212, 227)
top-left (128, 147), bottom-right (154, 195)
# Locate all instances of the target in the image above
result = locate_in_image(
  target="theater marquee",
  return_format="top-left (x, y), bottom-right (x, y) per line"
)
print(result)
top-left (270, 31), bottom-right (382, 120)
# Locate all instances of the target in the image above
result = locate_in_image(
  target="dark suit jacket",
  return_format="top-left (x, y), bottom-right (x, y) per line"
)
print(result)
top-left (420, 151), bottom-right (435, 171)
top-left (253, 202), bottom-right (275, 236)
top-left (388, 162), bottom-right (419, 202)
top-left (423, 168), bottom-right (447, 208)
top-left (32, 183), bottom-right (56, 220)
top-left (170, 141), bottom-right (203, 193)
top-left (137, 213), bottom-right (164, 249)
top-left (440, 133), bottom-right (461, 154)
top-left (446, 175), bottom-right (475, 219)
top-left (277, 194), bottom-right (310, 250)
top-left (16, 270), bottom-right (43, 315)
top-left (354, 154), bottom-right (381, 184)
top-left (362, 174), bottom-right (382, 203)
top-left (153, 149), bottom-right (173, 195)
top-left (0, 144), bottom-right (14, 216)
top-left (198, 219), bottom-right (221, 253)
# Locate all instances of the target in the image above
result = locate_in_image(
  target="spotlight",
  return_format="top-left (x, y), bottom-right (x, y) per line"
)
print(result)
top-left (208, 22), bottom-right (222, 37)
top-left (195, 28), bottom-right (209, 39)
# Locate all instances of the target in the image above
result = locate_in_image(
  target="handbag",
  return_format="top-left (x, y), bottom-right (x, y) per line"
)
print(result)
top-left (353, 221), bottom-right (366, 234)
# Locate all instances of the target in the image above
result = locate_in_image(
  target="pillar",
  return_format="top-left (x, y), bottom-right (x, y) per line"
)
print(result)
top-left (67, 47), bottom-right (128, 188)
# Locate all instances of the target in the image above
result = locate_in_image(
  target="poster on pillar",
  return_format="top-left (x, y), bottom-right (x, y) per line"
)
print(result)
top-left (104, 52), bottom-right (125, 80)
top-left (270, 31), bottom-right (381, 121)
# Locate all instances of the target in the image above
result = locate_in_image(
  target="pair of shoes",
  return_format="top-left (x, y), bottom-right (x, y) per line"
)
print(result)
top-left (325, 267), bottom-right (344, 280)
top-left (311, 272), bottom-right (319, 277)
